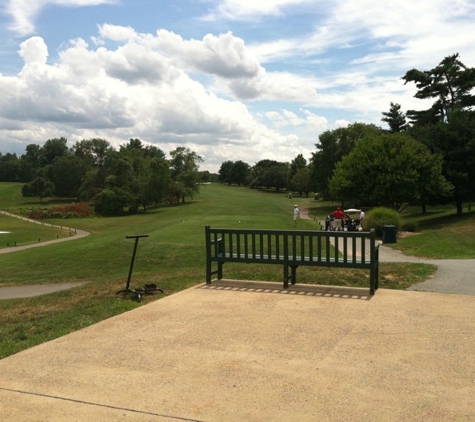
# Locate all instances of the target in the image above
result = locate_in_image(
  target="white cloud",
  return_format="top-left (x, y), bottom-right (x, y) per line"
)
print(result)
top-left (18, 36), bottom-right (48, 64)
top-left (94, 26), bottom-right (318, 103)
top-left (203, 0), bottom-right (315, 21)
top-left (5, 0), bottom-right (117, 36)
top-left (2, 1), bottom-right (475, 172)
top-left (250, 0), bottom-right (475, 72)
top-left (2, 28), bottom-right (323, 171)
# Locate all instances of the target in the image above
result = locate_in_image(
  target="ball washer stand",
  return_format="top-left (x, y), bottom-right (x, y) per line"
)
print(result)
top-left (116, 234), bottom-right (163, 302)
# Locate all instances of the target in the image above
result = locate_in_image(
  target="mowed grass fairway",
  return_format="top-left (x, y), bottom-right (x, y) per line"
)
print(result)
top-left (1, 182), bottom-right (473, 358)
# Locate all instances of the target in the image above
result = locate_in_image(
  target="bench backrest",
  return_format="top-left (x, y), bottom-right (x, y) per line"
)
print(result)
top-left (205, 226), bottom-right (378, 268)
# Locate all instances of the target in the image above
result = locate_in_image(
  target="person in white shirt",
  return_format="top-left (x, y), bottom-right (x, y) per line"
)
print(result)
top-left (359, 209), bottom-right (365, 227)
top-left (293, 205), bottom-right (300, 226)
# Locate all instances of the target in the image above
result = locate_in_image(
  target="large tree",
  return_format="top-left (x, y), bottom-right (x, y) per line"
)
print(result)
top-left (403, 53), bottom-right (475, 214)
top-left (219, 161), bottom-right (234, 185)
top-left (310, 123), bottom-right (381, 199)
top-left (329, 132), bottom-right (452, 211)
top-left (0, 153), bottom-right (20, 182)
top-left (73, 138), bottom-right (114, 167)
top-left (290, 167), bottom-right (313, 197)
top-left (219, 160), bottom-right (250, 186)
top-left (250, 160), bottom-right (288, 191)
top-left (169, 147), bottom-right (203, 203)
top-left (21, 169), bottom-right (54, 202)
top-left (403, 53), bottom-right (475, 125)
top-left (287, 154), bottom-right (307, 190)
top-left (232, 160), bottom-right (250, 186)
top-left (136, 157), bottom-right (170, 212)
top-left (50, 155), bottom-right (88, 198)
top-left (40, 137), bottom-right (70, 167)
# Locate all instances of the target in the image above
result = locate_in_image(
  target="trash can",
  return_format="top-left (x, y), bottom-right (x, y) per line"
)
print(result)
top-left (382, 225), bottom-right (397, 244)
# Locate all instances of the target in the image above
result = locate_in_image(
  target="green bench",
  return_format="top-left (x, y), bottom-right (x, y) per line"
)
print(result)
top-left (205, 226), bottom-right (380, 295)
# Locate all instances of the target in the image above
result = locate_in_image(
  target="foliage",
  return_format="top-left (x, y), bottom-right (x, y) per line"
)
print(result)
top-left (94, 187), bottom-right (136, 215)
top-left (364, 207), bottom-right (401, 237)
top-left (411, 111), bottom-right (475, 214)
top-left (27, 202), bottom-right (95, 219)
top-left (249, 159), bottom-right (289, 191)
top-left (381, 102), bottom-right (407, 132)
top-left (21, 172), bottom-right (54, 202)
top-left (290, 167), bottom-right (313, 197)
top-left (310, 123), bottom-right (382, 199)
top-left (169, 146), bottom-right (202, 203)
top-left (0, 136), bottom-right (203, 215)
top-left (0, 152), bottom-right (21, 182)
top-left (219, 160), bottom-right (250, 186)
top-left (50, 155), bottom-right (88, 198)
top-left (403, 54), bottom-right (475, 214)
top-left (287, 154), bottom-right (307, 188)
top-left (329, 132), bottom-right (452, 210)
top-left (403, 53), bottom-right (475, 125)
top-left (39, 137), bottom-right (69, 167)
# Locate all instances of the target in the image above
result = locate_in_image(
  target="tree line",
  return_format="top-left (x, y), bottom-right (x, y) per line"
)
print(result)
top-left (1, 53), bottom-right (474, 215)
top-left (218, 54), bottom-right (475, 214)
top-left (0, 137), bottom-right (204, 215)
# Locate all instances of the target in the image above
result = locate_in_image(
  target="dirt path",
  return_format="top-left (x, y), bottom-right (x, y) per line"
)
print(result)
top-left (299, 207), bottom-right (312, 220)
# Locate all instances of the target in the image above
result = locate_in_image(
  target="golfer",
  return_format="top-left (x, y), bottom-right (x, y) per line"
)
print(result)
top-left (293, 205), bottom-right (300, 226)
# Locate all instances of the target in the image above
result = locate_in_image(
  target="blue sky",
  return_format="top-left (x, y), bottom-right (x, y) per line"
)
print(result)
top-left (1, 0), bottom-right (475, 172)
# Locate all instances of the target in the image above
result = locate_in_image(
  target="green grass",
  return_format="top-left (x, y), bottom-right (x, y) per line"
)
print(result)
top-left (307, 202), bottom-right (475, 259)
top-left (391, 208), bottom-right (475, 258)
top-left (0, 213), bottom-right (73, 247)
top-left (0, 182), bottom-right (473, 359)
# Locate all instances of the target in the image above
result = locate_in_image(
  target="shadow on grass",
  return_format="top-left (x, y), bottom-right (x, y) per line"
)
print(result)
top-left (406, 210), bottom-right (475, 230)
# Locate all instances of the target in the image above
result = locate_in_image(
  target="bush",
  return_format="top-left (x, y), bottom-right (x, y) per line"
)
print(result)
top-left (365, 207), bottom-right (400, 237)
top-left (28, 202), bottom-right (95, 219)
top-left (94, 188), bottom-right (135, 216)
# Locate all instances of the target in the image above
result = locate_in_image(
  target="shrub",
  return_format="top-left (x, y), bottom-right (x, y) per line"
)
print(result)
top-left (94, 188), bottom-right (134, 216)
top-left (365, 207), bottom-right (400, 237)
top-left (28, 202), bottom-right (95, 219)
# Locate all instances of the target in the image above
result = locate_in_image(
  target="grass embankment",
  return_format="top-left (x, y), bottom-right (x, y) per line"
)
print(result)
top-left (1, 182), bottom-right (473, 359)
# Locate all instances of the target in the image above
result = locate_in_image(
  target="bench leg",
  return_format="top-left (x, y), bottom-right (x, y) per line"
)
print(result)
top-left (206, 261), bottom-right (224, 284)
top-left (283, 265), bottom-right (298, 288)
top-left (291, 266), bottom-right (297, 285)
top-left (283, 264), bottom-right (289, 288)
top-left (217, 261), bottom-right (223, 280)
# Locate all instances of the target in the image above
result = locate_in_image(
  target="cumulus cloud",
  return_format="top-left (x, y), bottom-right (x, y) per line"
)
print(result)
top-left (18, 36), bottom-right (48, 64)
top-left (2, 0), bottom-right (475, 172)
top-left (1, 26), bottom-right (320, 171)
top-left (94, 25), bottom-right (318, 102)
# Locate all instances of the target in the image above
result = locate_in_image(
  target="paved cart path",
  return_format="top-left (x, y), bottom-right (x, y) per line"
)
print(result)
top-left (1, 282), bottom-right (475, 421)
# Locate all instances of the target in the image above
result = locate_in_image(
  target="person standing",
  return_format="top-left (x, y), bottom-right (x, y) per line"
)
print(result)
top-left (332, 207), bottom-right (345, 231)
top-left (359, 209), bottom-right (365, 228)
top-left (293, 205), bottom-right (300, 226)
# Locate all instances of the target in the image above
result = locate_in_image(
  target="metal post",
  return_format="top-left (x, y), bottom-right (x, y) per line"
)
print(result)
top-left (117, 234), bottom-right (149, 296)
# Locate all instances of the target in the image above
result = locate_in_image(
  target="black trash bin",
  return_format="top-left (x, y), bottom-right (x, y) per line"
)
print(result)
top-left (382, 225), bottom-right (397, 244)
